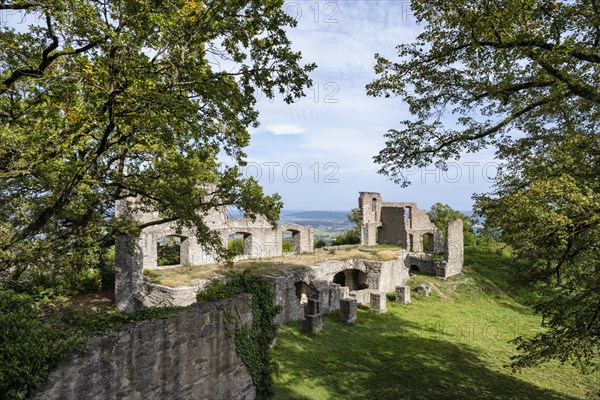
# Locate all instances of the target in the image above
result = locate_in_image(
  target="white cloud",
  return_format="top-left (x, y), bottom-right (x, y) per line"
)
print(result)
top-left (264, 124), bottom-right (305, 135)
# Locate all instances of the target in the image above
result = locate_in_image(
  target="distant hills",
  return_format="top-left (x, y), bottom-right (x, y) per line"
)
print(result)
top-left (279, 210), bottom-right (353, 233)
top-left (280, 210), bottom-right (351, 220)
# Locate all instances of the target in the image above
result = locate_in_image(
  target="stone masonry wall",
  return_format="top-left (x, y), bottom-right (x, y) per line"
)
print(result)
top-left (135, 258), bottom-right (409, 324)
top-left (33, 295), bottom-right (256, 400)
top-left (444, 219), bottom-right (464, 278)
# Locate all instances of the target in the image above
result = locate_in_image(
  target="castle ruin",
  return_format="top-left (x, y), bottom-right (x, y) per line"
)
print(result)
top-left (115, 191), bottom-right (464, 315)
top-left (358, 192), bottom-right (464, 278)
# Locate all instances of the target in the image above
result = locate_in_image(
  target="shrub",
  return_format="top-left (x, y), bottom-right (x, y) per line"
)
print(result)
top-left (314, 239), bottom-right (327, 249)
top-left (331, 230), bottom-right (360, 246)
top-left (282, 241), bottom-right (293, 252)
top-left (0, 291), bottom-right (75, 400)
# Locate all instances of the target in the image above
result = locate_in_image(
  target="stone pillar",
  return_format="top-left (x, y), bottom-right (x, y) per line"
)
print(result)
top-left (302, 298), bottom-right (323, 333)
top-left (370, 292), bottom-right (387, 313)
top-left (443, 219), bottom-right (464, 277)
top-left (358, 192), bottom-right (382, 246)
top-left (340, 298), bottom-right (357, 323)
top-left (115, 235), bottom-right (144, 312)
top-left (395, 285), bottom-right (411, 305)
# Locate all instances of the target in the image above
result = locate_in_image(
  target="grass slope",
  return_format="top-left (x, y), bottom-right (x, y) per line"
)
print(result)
top-left (271, 245), bottom-right (599, 399)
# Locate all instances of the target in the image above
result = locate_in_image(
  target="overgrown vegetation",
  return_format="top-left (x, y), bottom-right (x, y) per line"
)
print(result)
top-left (197, 271), bottom-right (281, 399)
top-left (0, 290), bottom-right (184, 400)
top-left (427, 203), bottom-right (476, 245)
top-left (5, 247), bottom-right (115, 301)
top-left (282, 241), bottom-right (293, 252)
top-left (314, 239), bottom-right (327, 249)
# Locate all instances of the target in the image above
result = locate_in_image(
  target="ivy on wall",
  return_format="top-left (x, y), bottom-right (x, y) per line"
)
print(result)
top-left (197, 271), bottom-right (281, 399)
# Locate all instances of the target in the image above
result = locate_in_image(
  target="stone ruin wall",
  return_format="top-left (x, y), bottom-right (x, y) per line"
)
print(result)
top-left (33, 295), bottom-right (255, 400)
top-left (135, 257), bottom-right (409, 324)
top-left (115, 191), bottom-right (463, 313)
top-left (115, 197), bottom-right (313, 312)
top-left (358, 192), bottom-right (464, 279)
top-left (37, 191), bottom-right (463, 398)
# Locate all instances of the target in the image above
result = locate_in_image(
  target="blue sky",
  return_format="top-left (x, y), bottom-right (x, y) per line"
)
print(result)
top-left (237, 1), bottom-right (499, 211)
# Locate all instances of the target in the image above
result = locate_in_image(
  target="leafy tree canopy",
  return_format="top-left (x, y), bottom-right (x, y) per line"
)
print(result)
top-left (368, 0), bottom-right (599, 371)
top-left (427, 203), bottom-right (475, 245)
top-left (0, 0), bottom-right (315, 288)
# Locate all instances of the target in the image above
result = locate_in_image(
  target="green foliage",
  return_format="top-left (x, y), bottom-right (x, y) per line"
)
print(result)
top-left (7, 245), bottom-right (116, 300)
top-left (368, 0), bottom-right (600, 370)
top-left (228, 237), bottom-right (246, 257)
top-left (0, 289), bottom-right (184, 399)
top-left (314, 239), bottom-right (327, 249)
top-left (157, 237), bottom-right (181, 266)
top-left (282, 241), bottom-right (293, 252)
top-left (0, 291), bottom-right (73, 400)
top-left (331, 230), bottom-right (360, 246)
top-left (427, 203), bottom-right (475, 246)
top-left (197, 271), bottom-right (281, 399)
top-left (0, 0), bottom-right (314, 288)
top-left (99, 246), bottom-right (115, 290)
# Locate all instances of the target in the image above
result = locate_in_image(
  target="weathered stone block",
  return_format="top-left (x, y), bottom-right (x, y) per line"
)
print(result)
top-left (340, 298), bottom-right (357, 323)
top-left (416, 284), bottom-right (431, 297)
top-left (395, 285), bottom-right (411, 304)
top-left (302, 314), bottom-right (323, 333)
top-left (370, 292), bottom-right (387, 313)
top-left (305, 298), bottom-right (321, 316)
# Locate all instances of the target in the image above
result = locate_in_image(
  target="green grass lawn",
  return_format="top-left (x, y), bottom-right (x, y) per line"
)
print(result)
top-left (271, 245), bottom-right (599, 399)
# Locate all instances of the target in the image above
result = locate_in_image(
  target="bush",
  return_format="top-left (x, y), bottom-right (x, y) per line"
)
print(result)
top-left (314, 239), bottom-right (327, 249)
top-left (331, 230), bottom-right (360, 246)
top-left (282, 241), bottom-right (293, 252)
top-left (0, 291), bottom-right (75, 400)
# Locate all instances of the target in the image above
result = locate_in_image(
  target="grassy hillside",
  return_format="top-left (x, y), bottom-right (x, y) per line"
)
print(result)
top-left (271, 245), bottom-right (599, 399)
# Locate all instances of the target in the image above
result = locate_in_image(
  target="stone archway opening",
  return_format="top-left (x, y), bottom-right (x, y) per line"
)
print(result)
top-left (422, 233), bottom-right (434, 253)
top-left (295, 281), bottom-right (311, 304)
top-left (157, 235), bottom-right (188, 266)
top-left (333, 269), bottom-right (368, 291)
top-left (228, 232), bottom-right (252, 256)
top-left (282, 229), bottom-right (301, 253)
top-left (333, 271), bottom-right (345, 286)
